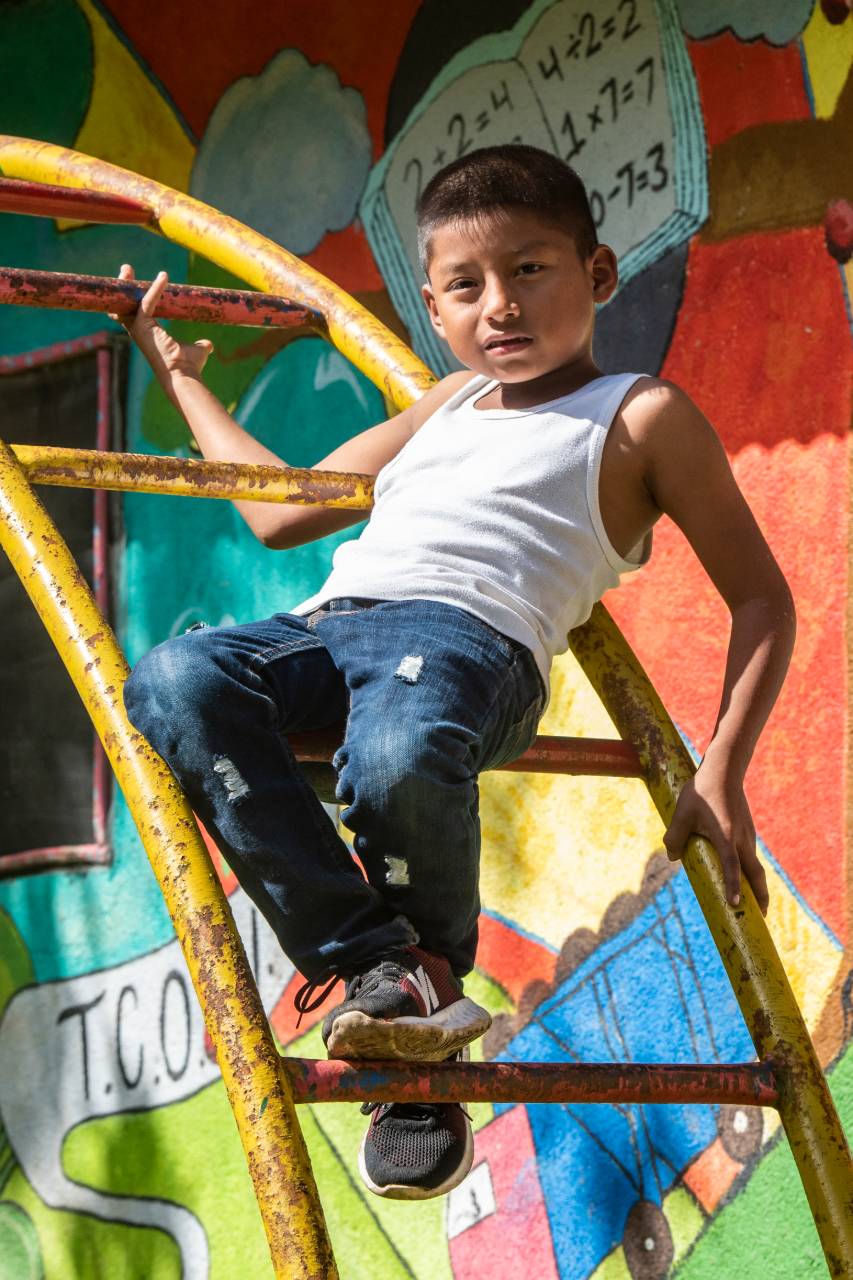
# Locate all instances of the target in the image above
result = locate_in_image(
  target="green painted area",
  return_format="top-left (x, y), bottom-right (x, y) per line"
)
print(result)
top-left (0, 0), bottom-right (91, 150)
top-left (0, 1202), bottom-right (44, 1280)
top-left (288, 1022), bottom-right (453, 1280)
top-left (0, 911), bottom-right (35, 1185)
top-left (676, 1041), bottom-right (853, 1278)
top-left (588, 1245), bottom-right (629, 1280)
top-left (0, 909), bottom-right (34, 1020)
top-left (665, 1186), bottom-right (705, 1266)
top-left (460, 968), bottom-right (514, 1134)
top-left (3, 1078), bottom-right (272, 1279)
top-left (4, 1166), bottom-right (181, 1279)
top-left (280, 968), bottom-right (515, 1280)
top-left (298, 1106), bottom-right (412, 1280)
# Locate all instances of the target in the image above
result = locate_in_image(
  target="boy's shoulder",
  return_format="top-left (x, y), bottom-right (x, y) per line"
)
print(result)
top-left (616, 375), bottom-right (708, 446)
top-left (408, 369), bottom-right (477, 433)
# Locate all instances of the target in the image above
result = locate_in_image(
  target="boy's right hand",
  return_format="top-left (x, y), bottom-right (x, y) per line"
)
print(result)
top-left (111, 264), bottom-right (214, 397)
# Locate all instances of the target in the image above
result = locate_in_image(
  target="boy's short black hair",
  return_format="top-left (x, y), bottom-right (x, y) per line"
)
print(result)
top-left (416, 144), bottom-right (598, 276)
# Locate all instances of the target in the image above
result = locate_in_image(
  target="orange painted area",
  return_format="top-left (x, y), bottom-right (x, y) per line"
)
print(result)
top-left (198, 819), bottom-right (239, 895)
top-left (682, 1137), bottom-right (743, 1213)
top-left (661, 229), bottom-right (850, 455)
top-left (688, 32), bottom-right (812, 150)
top-left (476, 912), bottom-right (558, 1005)
top-left (273, 971), bottom-right (333, 1046)
top-left (609, 227), bottom-right (849, 942)
top-left (303, 221), bottom-right (384, 294)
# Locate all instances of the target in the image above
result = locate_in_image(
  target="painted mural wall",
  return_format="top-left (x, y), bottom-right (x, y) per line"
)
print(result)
top-left (0, 1), bottom-right (851, 1276)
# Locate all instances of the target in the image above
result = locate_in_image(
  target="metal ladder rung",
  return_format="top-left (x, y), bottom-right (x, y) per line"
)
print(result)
top-left (281, 1057), bottom-right (779, 1108)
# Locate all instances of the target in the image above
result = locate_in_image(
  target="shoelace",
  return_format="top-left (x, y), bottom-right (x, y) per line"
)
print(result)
top-left (292, 952), bottom-right (412, 1027)
top-left (292, 973), bottom-right (343, 1027)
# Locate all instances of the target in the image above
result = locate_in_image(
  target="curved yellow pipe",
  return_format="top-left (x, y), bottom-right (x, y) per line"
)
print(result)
top-left (0, 135), bottom-right (434, 412)
top-left (0, 438), bottom-right (338, 1278)
top-left (570, 606), bottom-right (853, 1275)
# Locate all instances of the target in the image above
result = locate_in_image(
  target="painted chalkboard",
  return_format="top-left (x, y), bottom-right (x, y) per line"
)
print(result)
top-left (0, 346), bottom-right (121, 870)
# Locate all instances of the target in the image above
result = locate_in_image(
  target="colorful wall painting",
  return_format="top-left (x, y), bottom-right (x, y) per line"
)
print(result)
top-left (0, 0), bottom-right (850, 1276)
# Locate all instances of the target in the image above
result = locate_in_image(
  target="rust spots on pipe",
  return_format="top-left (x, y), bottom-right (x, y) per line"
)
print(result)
top-left (11, 445), bottom-right (375, 509)
top-left (282, 1058), bottom-right (780, 1109)
top-left (0, 266), bottom-right (321, 332)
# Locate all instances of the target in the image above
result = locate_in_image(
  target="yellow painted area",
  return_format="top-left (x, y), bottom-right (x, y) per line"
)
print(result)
top-left (481, 648), bottom-right (839, 1044)
top-left (479, 648), bottom-right (665, 948)
top-left (666, 1187), bottom-right (706, 1265)
top-left (63, 0), bottom-right (194, 228)
top-left (801, 3), bottom-right (853, 118)
top-left (589, 1246), bottom-right (630, 1280)
top-left (763, 861), bottom-right (841, 1032)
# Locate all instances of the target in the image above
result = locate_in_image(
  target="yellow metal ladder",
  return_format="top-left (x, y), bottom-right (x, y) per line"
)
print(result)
top-left (0, 138), bottom-right (850, 1279)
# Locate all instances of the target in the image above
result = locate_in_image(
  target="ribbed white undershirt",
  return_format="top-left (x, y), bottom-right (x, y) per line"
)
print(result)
top-left (294, 372), bottom-right (650, 696)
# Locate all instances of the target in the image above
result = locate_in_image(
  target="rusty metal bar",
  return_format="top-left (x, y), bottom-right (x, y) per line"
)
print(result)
top-left (0, 266), bottom-right (321, 331)
top-left (569, 604), bottom-right (853, 1277)
top-left (288, 728), bottom-right (643, 777)
top-left (0, 175), bottom-right (151, 224)
top-left (10, 445), bottom-right (373, 509)
top-left (283, 1058), bottom-right (780, 1109)
top-left (0, 437), bottom-right (337, 1279)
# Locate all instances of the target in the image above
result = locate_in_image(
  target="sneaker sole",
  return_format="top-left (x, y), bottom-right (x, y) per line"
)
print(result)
top-left (357, 1116), bottom-right (474, 1200)
top-left (325, 997), bottom-right (491, 1061)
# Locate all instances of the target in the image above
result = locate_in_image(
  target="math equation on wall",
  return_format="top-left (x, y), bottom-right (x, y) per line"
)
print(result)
top-left (361, 0), bottom-right (707, 374)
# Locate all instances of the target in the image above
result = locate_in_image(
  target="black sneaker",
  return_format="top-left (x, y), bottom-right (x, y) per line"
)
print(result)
top-left (357, 1095), bottom-right (473, 1199)
top-left (320, 945), bottom-right (491, 1061)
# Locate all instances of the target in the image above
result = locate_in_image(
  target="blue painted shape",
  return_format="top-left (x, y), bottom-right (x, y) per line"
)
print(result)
top-left (675, 0), bottom-right (813, 44)
top-left (496, 873), bottom-right (757, 1277)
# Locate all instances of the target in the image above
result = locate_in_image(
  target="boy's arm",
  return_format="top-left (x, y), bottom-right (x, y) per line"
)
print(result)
top-left (114, 266), bottom-right (470, 548)
top-left (623, 381), bottom-right (796, 915)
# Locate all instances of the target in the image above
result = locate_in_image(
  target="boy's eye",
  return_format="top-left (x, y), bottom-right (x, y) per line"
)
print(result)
top-left (448, 278), bottom-right (477, 291)
top-left (518, 262), bottom-right (543, 275)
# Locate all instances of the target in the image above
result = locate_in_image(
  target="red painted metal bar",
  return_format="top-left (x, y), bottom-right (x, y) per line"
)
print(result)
top-left (282, 1058), bottom-right (780, 1109)
top-left (288, 729), bottom-right (643, 777)
top-left (0, 176), bottom-right (151, 225)
top-left (0, 267), bottom-right (322, 331)
top-left (0, 329), bottom-right (115, 373)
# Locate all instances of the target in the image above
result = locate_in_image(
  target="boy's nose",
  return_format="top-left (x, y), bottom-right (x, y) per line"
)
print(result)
top-left (483, 282), bottom-right (519, 322)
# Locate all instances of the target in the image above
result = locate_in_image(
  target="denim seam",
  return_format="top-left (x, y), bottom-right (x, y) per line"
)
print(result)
top-left (248, 635), bottom-right (326, 670)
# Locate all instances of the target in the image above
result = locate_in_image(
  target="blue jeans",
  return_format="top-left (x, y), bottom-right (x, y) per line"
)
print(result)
top-left (123, 598), bottom-right (544, 980)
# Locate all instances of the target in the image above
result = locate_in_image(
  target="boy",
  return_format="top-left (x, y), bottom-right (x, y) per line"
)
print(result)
top-left (121, 146), bottom-right (794, 1201)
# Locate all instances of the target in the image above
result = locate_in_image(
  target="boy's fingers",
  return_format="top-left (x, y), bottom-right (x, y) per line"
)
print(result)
top-left (140, 270), bottom-right (168, 316)
top-left (740, 842), bottom-right (769, 916)
top-left (110, 264), bottom-right (137, 326)
top-left (662, 810), bottom-right (689, 861)
top-left (718, 839), bottom-right (742, 906)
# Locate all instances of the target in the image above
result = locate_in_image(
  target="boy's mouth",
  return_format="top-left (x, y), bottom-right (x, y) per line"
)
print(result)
top-left (484, 334), bottom-right (533, 355)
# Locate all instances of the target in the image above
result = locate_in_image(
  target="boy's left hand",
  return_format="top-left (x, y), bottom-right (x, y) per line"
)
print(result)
top-left (663, 759), bottom-right (769, 916)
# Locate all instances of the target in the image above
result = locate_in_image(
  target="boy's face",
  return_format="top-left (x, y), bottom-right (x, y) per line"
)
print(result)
top-left (421, 209), bottom-right (617, 386)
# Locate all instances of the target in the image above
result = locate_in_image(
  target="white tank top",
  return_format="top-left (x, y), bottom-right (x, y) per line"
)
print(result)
top-left (294, 372), bottom-right (650, 695)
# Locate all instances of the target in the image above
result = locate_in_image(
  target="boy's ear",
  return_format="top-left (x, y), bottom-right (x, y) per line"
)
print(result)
top-left (590, 245), bottom-right (618, 304)
top-left (421, 283), bottom-right (445, 338)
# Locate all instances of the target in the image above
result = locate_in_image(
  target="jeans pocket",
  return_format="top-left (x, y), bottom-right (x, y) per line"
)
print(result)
top-left (249, 630), bottom-right (326, 669)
